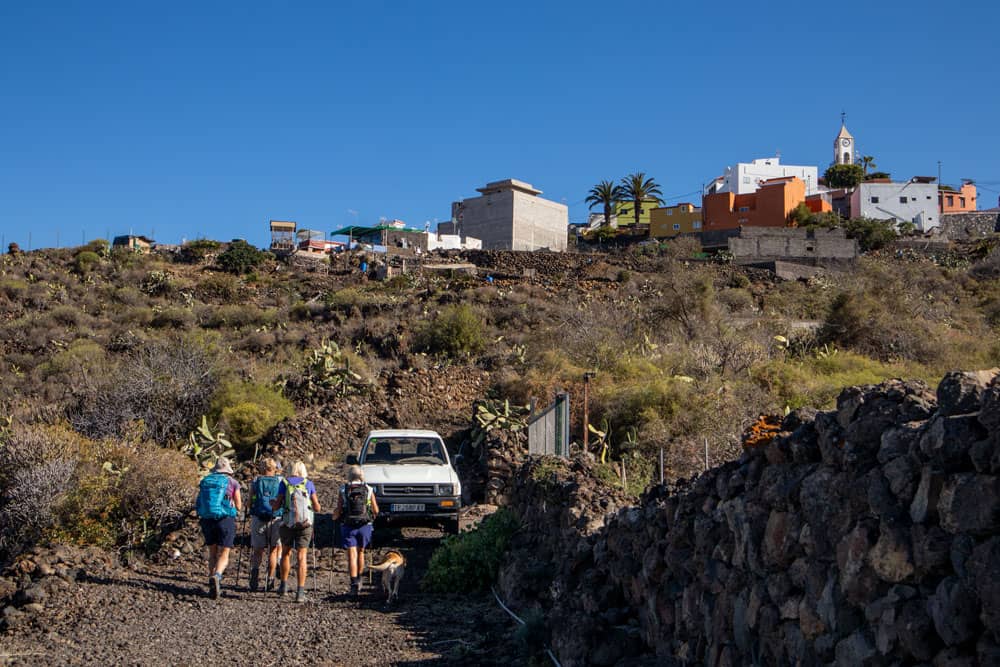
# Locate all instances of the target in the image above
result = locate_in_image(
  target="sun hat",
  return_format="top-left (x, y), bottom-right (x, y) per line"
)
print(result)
top-left (212, 457), bottom-right (235, 475)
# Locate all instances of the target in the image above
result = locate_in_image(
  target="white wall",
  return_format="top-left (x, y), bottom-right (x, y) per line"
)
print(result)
top-left (512, 192), bottom-right (568, 251)
top-left (850, 181), bottom-right (939, 231)
top-left (718, 158), bottom-right (819, 196)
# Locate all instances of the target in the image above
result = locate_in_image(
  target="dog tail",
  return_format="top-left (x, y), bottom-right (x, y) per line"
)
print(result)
top-left (367, 561), bottom-right (395, 571)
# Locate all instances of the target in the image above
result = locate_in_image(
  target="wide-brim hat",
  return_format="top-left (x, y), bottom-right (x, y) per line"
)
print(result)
top-left (212, 457), bottom-right (234, 475)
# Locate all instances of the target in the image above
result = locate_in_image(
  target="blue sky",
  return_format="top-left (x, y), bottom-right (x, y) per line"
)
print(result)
top-left (2, 0), bottom-right (999, 250)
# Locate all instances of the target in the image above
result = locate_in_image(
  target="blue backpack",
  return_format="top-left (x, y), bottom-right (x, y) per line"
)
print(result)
top-left (251, 476), bottom-right (284, 520)
top-left (196, 473), bottom-right (237, 519)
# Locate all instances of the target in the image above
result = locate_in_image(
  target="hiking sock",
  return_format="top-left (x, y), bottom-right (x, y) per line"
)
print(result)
top-left (295, 587), bottom-right (306, 603)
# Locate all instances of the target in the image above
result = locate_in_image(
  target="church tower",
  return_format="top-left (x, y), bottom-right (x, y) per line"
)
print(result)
top-left (834, 117), bottom-right (855, 166)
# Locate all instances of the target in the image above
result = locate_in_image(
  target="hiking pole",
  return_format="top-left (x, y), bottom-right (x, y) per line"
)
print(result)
top-left (311, 529), bottom-right (317, 597)
top-left (235, 511), bottom-right (248, 591)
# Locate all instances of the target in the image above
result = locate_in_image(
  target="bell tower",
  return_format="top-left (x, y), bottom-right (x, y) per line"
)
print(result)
top-left (834, 112), bottom-right (855, 166)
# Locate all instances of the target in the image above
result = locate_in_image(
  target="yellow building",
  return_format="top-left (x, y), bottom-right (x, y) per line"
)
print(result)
top-left (649, 203), bottom-right (702, 238)
top-left (614, 198), bottom-right (660, 227)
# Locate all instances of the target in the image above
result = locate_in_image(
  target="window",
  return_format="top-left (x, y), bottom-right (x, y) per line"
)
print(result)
top-left (743, 176), bottom-right (751, 184)
top-left (738, 206), bottom-right (749, 213)
top-left (673, 223), bottom-right (680, 231)
top-left (899, 197), bottom-right (908, 204)
top-left (693, 221), bottom-right (702, 229)
top-left (871, 196), bottom-right (880, 203)
top-left (960, 197), bottom-right (966, 207)
top-left (666, 209), bottom-right (673, 215)
top-left (738, 218), bottom-right (749, 224)
top-left (946, 196), bottom-right (954, 206)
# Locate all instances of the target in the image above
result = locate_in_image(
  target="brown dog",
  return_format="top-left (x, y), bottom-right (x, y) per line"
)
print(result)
top-left (368, 550), bottom-right (406, 604)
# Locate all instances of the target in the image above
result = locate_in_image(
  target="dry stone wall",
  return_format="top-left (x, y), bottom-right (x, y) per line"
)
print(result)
top-left (499, 370), bottom-right (1000, 666)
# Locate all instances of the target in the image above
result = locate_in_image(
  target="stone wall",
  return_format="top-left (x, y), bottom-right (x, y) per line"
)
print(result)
top-left (498, 370), bottom-right (1000, 666)
top-left (939, 212), bottom-right (1000, 240)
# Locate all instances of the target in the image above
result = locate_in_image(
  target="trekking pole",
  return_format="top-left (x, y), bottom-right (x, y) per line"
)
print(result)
top-left (311, 530), bottom-right (317, 597)
top-left (235, 511), bottom-right (248, 591)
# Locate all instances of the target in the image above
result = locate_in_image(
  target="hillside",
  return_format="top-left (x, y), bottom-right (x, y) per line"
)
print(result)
top-left (1, 237), bottom-right (999, 663)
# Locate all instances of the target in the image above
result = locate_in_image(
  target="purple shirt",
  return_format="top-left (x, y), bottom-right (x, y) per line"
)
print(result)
top-left (277, 477), bottom-right (316, 501)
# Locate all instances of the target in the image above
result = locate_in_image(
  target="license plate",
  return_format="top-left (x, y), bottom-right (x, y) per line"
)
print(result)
top-left (391, 503), bottom-right (425, 512)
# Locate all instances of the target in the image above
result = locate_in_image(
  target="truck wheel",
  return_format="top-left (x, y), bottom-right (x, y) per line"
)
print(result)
top-left (444, 517), bottom-right (460, 535)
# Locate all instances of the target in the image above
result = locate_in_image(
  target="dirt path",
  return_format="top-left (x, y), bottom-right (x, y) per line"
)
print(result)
top-left (1, 469), bottom-right (520, 666)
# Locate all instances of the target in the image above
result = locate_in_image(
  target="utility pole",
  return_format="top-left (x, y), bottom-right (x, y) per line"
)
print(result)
top-left (938, 161), bottom-right (942, 185)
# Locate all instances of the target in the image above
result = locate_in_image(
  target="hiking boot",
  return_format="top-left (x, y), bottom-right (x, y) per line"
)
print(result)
top-left (209, 574), bottom-right (221, 600)
top-left (276, 580), bottom-right (287, 596)
top-left (248, 570), bottom-right (259, 592)
top-left (264, 577), bottom-right (274, 593)
top-left (295, 588), bottom-right (307, 603)
top-left (349, 581), bottom-right (358, 597)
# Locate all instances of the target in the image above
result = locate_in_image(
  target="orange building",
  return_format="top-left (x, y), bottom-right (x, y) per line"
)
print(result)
top-left (939, 182), bottom-right (977, 213)
top-left (702, 176), bottom-right (808, 231)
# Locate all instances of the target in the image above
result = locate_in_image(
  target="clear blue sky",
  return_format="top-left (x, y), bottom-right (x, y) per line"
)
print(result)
top-left (2, 0), bottom-right (999, 250)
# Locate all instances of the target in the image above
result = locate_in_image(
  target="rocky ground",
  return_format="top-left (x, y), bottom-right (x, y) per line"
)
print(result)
top-left (1, 469), bottom-right (523, 666)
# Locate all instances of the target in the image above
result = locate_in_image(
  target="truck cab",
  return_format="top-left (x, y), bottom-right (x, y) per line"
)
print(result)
top-left (351, 429), bottom-right (462, 534)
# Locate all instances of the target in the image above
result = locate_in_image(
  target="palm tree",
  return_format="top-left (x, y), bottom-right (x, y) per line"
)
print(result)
top-left (860, 155), bottom-right (876, 176)
top-left (619, 172), bottom-right (663, 226)
top-left (585, 180), bottom-right (624, 228)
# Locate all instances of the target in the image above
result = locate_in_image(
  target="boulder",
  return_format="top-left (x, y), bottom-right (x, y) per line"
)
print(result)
top-left (966, 537), bottom-right (1000, 637)
top-left (910, 466), bottom-right (945, 524)
top-left (928, 577), bottom-right (979, 646)
top-left (937, 369), bottom-right (999, 417)
top-left (869, 522), bottom-right (915, 583)
top-left (919, 415), bottom-right (986, 471)
top-left (937, 473), bottom-right (1000, 536)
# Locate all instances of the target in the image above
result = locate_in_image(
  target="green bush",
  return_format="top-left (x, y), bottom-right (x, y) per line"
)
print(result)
top-left (178, 239), bottom-right (221, 263)
top-left (216, 240), bottom-right (265, 275)
top-left (422, 508), bottom-right (518, 594)
top-left (74, 251), bottom-right (101, 274)
top-left (843, 217), bottom-right (899, 252)
top-left (211, 381), bottom-right (294, 448)
top-left (415, 303), bottom-right (485, 357)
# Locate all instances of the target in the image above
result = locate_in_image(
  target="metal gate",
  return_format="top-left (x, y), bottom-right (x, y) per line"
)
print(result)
top-left (527, 392), bottom-right (570, 457)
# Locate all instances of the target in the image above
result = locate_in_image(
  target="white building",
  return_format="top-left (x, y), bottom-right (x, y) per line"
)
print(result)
top-left (449, 179), bottom-right (568, 251)
top-left (707, 157), bottom-right (820, 197)
top-left (850, 177), bottom-right (939, 232)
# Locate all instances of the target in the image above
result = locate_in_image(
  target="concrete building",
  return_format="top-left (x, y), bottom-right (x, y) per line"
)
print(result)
top-left (729, 227), bottom-right (858, 263)
top-left (850, 177), bottom-right (940, 231)
top-left (939, 182), bottom-right (978, 213)
top-left (707, 157), bottom-right (820, 196)
top-left (449, 179), bottom-right (568, 251)
top-left (703, 176), bottom-right (807, 231)
top-left (650, 203), bottom-right (702, 238)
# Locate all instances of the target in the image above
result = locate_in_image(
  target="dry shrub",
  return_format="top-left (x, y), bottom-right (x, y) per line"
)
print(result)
top-left (197, 273), bottom-right (241, 302)
top-left (151, 307), bottom-right (195, 329)
top-left (70, 336), bottom-right (218, 445)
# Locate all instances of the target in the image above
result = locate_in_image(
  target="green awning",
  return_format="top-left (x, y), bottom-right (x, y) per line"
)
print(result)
top-left (330, 224), bottom-right (426, 237)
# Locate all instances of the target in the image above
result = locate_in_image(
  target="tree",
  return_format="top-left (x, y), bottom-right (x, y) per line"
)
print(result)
top-left (788, 202), bottom-right (812, 227)
top-left (860, 155), bottom-right (877, 175)
top-left (619, 172), bottom-right (663, 226)
top-left (585, 180), bottom-right (624, 228)
top-left (216, 240), bottom-right (265, 275)
top-left (843, 217), bottom-right (898, 252)
top-left (824, 164), bottom-right (864, 189)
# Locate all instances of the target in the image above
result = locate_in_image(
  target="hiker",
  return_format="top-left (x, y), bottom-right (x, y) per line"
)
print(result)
top-left (247, 457), bottom-right (284, 592)
top-left (271, 460), bottom-right (321, 602)
top-left (333, 465), bottom-right (379, 597)
top-left (196, 457), bottom-right (242, 599)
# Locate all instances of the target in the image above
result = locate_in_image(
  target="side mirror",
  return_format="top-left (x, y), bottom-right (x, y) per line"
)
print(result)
top-left (345, 454), bottom-right (358, 465)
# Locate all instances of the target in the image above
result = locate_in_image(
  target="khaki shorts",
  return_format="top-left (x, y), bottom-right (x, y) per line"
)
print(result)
top-left (279, 524), bottom-right (313, 550)
top-left (250, 516), bottom-right (282, 549)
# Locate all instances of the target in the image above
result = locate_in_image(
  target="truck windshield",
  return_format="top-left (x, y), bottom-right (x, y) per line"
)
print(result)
top-left (364, 437), bottom-right (446, 464)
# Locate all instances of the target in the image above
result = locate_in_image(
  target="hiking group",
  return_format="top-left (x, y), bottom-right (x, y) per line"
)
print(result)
top-left (196, 457), bottom-right (379, 602)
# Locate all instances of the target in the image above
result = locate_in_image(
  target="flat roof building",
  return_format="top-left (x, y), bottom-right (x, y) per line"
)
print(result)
top-left (449, 179), bottom-right (568, 251)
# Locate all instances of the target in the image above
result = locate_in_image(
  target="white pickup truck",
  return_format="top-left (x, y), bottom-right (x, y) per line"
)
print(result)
top-left (347, 429), bottom-right (462, 534)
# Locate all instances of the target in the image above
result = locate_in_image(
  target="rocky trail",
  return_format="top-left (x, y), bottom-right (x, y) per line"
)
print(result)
top-left (1, 468), bottom-right (520, 666)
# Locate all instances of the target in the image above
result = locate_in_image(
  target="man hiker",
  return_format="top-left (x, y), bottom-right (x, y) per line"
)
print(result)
top-left (332, 465), bottom-right (379, 597)
top-left (247, 457), bottom-right (284, 592)
top-left (196, 457), bottom-right (242, 599)
top-left (271, 460), bottom-right (321, 603)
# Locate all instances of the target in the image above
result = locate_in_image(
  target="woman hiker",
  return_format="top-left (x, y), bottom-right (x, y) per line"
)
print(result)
top-left (195, 457), bottom-right (243, 599)
top-left (271, 460), bottom-right (321, 602)
top-left (247, 457), bottom-right (284, 592)
top-left (332, 465), bottom-right (379, 597)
